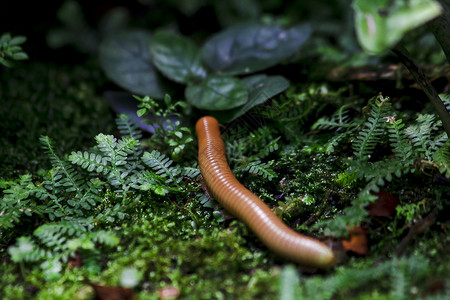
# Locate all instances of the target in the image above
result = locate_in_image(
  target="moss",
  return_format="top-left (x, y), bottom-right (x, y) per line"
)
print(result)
top-left (0, 61), bottom-right (115, 178)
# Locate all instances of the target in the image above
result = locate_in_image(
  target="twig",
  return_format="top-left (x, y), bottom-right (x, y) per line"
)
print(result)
top-left (392, 45), bottom-right (450, 137)
top-left (395, 208), bottom-right (438, 256)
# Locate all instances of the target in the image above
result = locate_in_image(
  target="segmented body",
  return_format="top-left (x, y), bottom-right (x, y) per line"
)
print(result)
top-left (196, 116), bottom-right (335, 269)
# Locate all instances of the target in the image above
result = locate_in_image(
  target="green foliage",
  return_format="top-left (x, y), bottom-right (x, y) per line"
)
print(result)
top-left (99, 21), bottom-right (310, 121)
top-left (235, 160), bottom-right (277, 181)
top-left (353, 0), bottom-right (442, 54)
top-left (142, 150), bottom-right (181, 186)
top-left (115, 113), bottom-right (143, 142)
top-left (1, 112), bottom-right (201, 286)
top-left (312, 94), bottom-right (448, 235)
top-left (135, 94), bottom-right (194, 161)
top-left (149, 31), bottom-right (207, 84)
top-left (0, 32), bottom-right (28, 67)
top-left (352, 95), bottom-right (391, 160)
top-left (295, 255), bottom-right (448, 299)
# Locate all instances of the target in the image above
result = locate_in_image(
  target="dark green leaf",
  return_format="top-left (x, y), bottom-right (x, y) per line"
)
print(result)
top-left (213, 75), bottom-right (289, 122)
top-left (185, 75), bottom-right (247, 110)
top-left (99, 30), bottom-right (165, 98)
top-left (9, 36), bottom-right (27, 46)
top-left (201, 22), bottom-right (311, 75)
top-left (12, 52), bottom-right (29, 60)
top-left (149, 31), bottom-right (207, 84)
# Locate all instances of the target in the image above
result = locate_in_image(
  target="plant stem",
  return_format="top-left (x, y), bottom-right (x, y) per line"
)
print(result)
top-left (392, 45), bottom-right (450, 137)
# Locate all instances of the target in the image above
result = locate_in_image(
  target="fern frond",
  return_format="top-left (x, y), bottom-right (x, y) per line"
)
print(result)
top-left (94, 134), bottom-right (139, 187)
top-left (432, 142), bottom-right (450, 178)
top-left (116, 114), bottom-right (143, 141)
top-left (95, 134), bottom-right (138, 165)
top-left (142, 150), bottom-right (180, 185)
top-left (441, 93), bottom-right (450, 111)
top-left (69, 151), bottom-right (111, 174)
top-left (351, 158), bottom-right (405, 193)
top-left (259, 137), bottom-right (280, 157)
top-left (1, 175), bottom-right (39, 228)
top-left (88, 230), bottom-right (120, 247)
top-left (129, 170), bottom-right (170, 195)
top-left (312, 104), bottom-right (356, 130)
top-left (386, 116), bottom-right (414, 163)
top-left (324, 131), bottom-right (351, 154)
top-left (180, 166), bottom-right (201, 179)
top-left (352, 95), bottom-right (391, 160)
top-left (404, 114), bottom-right (447, 160)
top-left (40, 136), bottom-right (84, 195)
top-left (34, 221), bottom-right (88, 250)
top-left (235, 160), bottom-right (277, 181)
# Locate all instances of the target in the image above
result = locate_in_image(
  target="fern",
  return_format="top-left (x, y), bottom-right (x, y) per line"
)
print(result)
top-left (40, 136), bottom-right (84, 195)
top-left (312, 104), bottom-right (356, 130)
top-left (404, 114), bottom-right (448, 160)
top-left (235, 160), bottom-right (277, 181)
top-left (352, 95), bottom-right (391, 160)
top-left (324, 132), bottom-right (351, 154)
top-left (0, 174), bottom-right (56, 228)
top-left (70, 134), bottom-right (139, 193)
top-left (386, 116), bottom-right (414, 163)
top-left (432, 142), bottom-right (450, 178)
top-left (180, 166), bottom-right (201, 179)
top-left (142, 150), bottom-right (181, 186)
top-left (116, 113), bottom-right (143, 142)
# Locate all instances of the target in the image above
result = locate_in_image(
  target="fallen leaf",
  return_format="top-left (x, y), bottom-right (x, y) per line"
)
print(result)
top-left (368, 188), bottom-right (399, 217)
top-left (68, 252), bottom-right (82, 268)
top-left (341, 225), bottom-right (368, 255)
top-left (90, 283), bottom-right (135, 300)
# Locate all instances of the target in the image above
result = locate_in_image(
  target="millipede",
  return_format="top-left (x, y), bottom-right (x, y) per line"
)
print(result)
top-left (196, 116), bottom-right (335, 269)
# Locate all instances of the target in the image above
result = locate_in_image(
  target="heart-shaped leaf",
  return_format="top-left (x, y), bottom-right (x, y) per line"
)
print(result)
top-left (201, 22), bottom-right (311, 75)
top-left (99, 30), bottom-right (165, 98)
top-left (353, 0), bottom-right (442, 54)
top-left (149, 31), bottom-right (207, 84)
top-left (185, 75), bottom-right (247, 110)
top-left (213, 75), bottom-right (289, 122)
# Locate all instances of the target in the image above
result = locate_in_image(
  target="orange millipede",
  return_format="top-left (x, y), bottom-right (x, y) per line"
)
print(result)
top-left (196, 116), bottom-right (335, 269)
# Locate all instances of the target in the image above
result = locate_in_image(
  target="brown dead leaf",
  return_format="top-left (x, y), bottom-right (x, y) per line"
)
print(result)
top-left (90, 283), bottom-right (135, 300)
top-left (368, 188), bottom-right (399, 217)
top-left (341, 225), bottom-right (369, 255)
top-left (68, 252), bottom-right (82, 268)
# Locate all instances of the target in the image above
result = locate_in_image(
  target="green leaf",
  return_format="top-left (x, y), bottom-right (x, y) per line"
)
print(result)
top-left (353, 0), bottom-right (442, 54)
top-left (201, 22), bottom-right (311, 75)
top-left (99, 30), bottom-right (165, 98)
top-left (136, 108), bottom-right (147, 117)
top-left (12, 52), bottom-right (28, 60)
top-left (213, 74), bottom-right (289, 122)
top-left (9, 36), bottom-right (27, 45)
top-left (185, 75), bottom-right (247, 110)
top-left (149, 31), bottom-right (207, 84)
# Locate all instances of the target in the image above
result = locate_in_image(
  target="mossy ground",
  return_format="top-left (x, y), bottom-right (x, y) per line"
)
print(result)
top-left (1, 62), bottom-right (449, 299)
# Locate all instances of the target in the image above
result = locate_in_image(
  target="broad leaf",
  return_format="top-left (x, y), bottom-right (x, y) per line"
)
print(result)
top-left (353, 0), bottom-right (442, 54)
top-left (185, 75), bottom-right (247, 110)
top-left (213, 75), bottom-right (289, 122)
top-left (201, 22), bottom-right (311, 75)
top-left (99, 30), bottom-right (165, 98)
top-left (149, 31), bottom-right (207, 84)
